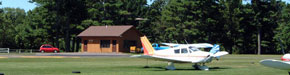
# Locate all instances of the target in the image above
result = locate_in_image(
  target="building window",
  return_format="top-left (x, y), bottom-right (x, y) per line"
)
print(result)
top-left (84, 40), bottom-right (88, 45)
top-left (101, 40), bottom-right (110, 48)
top-left (89, 40), bottom-right (93, 43)
top-left (94, 40), bottom-right (98, 43)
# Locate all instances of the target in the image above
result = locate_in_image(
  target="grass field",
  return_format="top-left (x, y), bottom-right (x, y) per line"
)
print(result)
top-left (0, 55), bottom-right (288, 75)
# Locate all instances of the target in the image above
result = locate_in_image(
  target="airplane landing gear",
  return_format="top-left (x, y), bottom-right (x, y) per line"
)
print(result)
top-left (166, 62), bottom-right (176, 70)
top-left (193, 64), bottom-right (209, 71)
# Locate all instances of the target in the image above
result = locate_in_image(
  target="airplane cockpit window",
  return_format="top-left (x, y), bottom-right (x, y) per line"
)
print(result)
top-left (190, 48), bottom-right (198, 52)
top-left (174, 49), bottom-right (180, 54)
top-left (181, 48), bottom-right (188, 53)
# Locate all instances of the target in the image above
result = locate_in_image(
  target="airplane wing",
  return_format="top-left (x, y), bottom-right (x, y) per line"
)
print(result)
top-left (161, 43), bottom-right (213, 48)
top-left (260, 59), bottom-right (290, 70)
top-left (186, 43), bottom-right (213, 48)
top-left (161, 43), bottom-right (180, 47)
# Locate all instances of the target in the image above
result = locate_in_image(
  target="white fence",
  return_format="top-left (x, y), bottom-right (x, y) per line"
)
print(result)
top-left (0, 49), bottom-right (40, 53)
top-left (9, 49), bottom-right (40, 53)
top-left (0, 48), bottom-right (9, 53)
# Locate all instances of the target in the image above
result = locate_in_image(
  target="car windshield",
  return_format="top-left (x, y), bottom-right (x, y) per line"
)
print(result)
top-left (43, 46), bottom-right (52, 48)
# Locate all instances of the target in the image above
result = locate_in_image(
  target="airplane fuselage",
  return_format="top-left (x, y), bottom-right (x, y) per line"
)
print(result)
top-left (151, 46), bottom-right (213, 63)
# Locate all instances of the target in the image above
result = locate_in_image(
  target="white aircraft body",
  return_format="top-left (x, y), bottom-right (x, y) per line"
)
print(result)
top-left (132, 36), bottom-right (228, 70)
top-left (260, 54), bottom-right (290, 74)
top-left (161, 43), bottom-right (214, 48)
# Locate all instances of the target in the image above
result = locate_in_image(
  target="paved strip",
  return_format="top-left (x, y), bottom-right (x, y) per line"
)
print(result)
top-left (35, 53), bottom-right (131, 57)
top-left (0, 53), bottom-right (131, 58)
top-left (0, 56), bottom-right (80, 58)
top-left (19, 56), bottom-right (80, 58)
top-left (0, 56), bottom-right (7, 58)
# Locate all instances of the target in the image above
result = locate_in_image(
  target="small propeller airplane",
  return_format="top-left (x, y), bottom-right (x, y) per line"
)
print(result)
top-left (131, 36), bottom-right (228, 70)
top-left (260, 54), bottom-right (290, 75)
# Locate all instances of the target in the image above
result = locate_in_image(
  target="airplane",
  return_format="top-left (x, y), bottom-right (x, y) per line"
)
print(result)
top-left (131, 36), bottom-right (229, 70)
top-left (260, 54), bottom-right (290, 75)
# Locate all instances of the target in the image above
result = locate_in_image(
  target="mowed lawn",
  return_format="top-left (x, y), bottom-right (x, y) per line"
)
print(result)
top-left (0, 55), bottom-right (287, 75)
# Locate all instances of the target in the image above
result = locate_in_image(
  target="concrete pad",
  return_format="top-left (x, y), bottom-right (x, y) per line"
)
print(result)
top-left (35, 52), bottom-right (131, 57)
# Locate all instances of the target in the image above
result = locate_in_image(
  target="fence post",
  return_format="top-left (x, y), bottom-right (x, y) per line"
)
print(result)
top-left (19, 49), bottom-right (21, 54)
top-left (8, 48), bottom-right (9, 54)
top-left (31, 49), bottom-right (32, 53)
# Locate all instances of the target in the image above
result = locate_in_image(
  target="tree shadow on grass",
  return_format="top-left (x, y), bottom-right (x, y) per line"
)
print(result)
top-left (141, 66), bottom-right (231, 71)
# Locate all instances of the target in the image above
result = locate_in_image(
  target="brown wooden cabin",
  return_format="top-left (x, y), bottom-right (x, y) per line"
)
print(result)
top-left (77, 25), bottom-right (143, 53)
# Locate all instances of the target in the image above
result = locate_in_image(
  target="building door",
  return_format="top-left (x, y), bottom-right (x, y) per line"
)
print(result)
top-left (84, 40), bottom-right (88, 52)
top-left (123, 40), bottom-right (137, 52)
top-left (112, 40), bottom-right (116, 52)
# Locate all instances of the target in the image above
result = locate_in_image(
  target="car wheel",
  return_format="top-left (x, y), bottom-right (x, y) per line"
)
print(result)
top-left (41, 50), bottom-right (44, 53)
top-left (54, 50), bottom-right (58, 53)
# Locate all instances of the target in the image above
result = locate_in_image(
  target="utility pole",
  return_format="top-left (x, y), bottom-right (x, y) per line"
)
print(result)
top-left (258, 29), bottom-right (261, 55)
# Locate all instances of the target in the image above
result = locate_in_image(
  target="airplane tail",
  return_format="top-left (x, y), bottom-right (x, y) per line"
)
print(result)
top-left (140, 36), bottom-right (155, 55)
top-left (209, 44), bottom-right (228, 60)
top-left (209, 44), bottom-right (220, 54)
top-left (203, 44), bottom-right (221, 62)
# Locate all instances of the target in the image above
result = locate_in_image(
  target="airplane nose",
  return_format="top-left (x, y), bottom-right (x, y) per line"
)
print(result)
top-left (281, 56), bottom-right (290, 61)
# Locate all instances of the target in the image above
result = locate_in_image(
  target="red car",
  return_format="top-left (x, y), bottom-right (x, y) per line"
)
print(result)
top-left (39, 44), bottom-right (59, 53)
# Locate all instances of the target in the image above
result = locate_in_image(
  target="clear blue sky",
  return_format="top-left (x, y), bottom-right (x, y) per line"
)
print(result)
top-left (0, 0), bottom-right (289, 12)
top-left (0, 0), bottom-right (37, 12)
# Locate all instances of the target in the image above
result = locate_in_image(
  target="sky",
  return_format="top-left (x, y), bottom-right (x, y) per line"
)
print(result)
top-left (0, 0), bottom-right (289, 12)
top-left (0, 0), bottom-right (37, 12)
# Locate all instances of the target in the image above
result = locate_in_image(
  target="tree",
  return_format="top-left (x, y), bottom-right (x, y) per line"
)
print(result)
top-left (275, 3), bottom-right (290, 53)
top-left (32, 0), bottom-right (88, 52)
top-left (237, 4), bottom-right (257, 54)
top-left (142, 0), bottom-right (167, 42)
top-left (160, 0), bottom-right (222, 44)
top-left (0, 8), bottom-right (26, 48)
top-left (219, 0), bottom-right (244, 54)
top-left (252, 0), bottom-right (283, 54)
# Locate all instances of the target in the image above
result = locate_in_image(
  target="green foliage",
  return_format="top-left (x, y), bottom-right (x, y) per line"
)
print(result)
top-left (274, 3), bottom-right (290, 53)
top-left (251, 0), bottom-right (283, 54)
top-left (0, 0), bottom-right (289, 54)
top-left (0, 8), bottom-right (27, 48)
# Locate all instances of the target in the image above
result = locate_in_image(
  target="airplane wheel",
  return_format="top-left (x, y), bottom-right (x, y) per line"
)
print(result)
top-left (143, 66), bottom-right (149, 68)
top-left (193, 64), bottom-right (199, 70)
top-left (199, 65), bottom-right (209, 71)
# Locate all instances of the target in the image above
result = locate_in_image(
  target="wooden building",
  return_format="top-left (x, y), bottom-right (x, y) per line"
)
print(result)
top-left (77, 25), bottom-right (143, 53)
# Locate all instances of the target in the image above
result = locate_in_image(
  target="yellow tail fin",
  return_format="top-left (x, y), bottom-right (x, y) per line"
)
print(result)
top-left (140, 36), bottom-right (155, 55)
